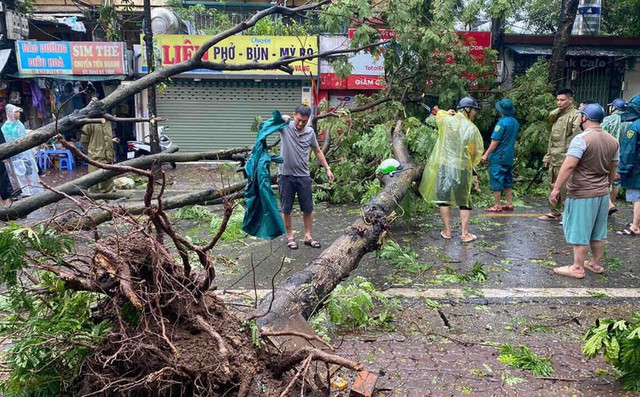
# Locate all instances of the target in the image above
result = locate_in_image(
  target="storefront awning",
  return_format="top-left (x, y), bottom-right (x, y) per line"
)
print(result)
top-left (0, 49), bottom-right (11, 74)
top-left (506, 44), bottom-right (640, 58)
top-left (9, 73), bottom-right (126, 81)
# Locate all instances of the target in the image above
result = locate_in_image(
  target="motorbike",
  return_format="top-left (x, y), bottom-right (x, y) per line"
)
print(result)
top-left (127, 126), bottom-right (176, 169)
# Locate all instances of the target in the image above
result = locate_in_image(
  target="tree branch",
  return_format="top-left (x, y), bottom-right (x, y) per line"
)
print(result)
top-left (104, 114), bottom-right (167, 123)
top-left (0, 146), bottom-right (248, 221)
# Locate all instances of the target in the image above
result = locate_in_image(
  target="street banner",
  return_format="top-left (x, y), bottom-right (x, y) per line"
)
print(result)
top-left (141, 35), bottom-right (318, 76)
top-left (15, 41), bottom-right (126, 75)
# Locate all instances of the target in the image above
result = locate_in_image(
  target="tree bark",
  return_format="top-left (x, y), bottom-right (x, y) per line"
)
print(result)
top-left (68, 181), bottom-right (247, 229)
top-left (255, 120), bottom-right (424, 328)
top-left (0, 147), bottom-right (249, 221)
top-left (490, 17), bottom-right (504, 49)
top-left (548, 0), bottom-right (580, 89)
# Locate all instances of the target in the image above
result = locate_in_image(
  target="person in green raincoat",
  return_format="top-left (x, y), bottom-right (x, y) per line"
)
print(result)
top-left (601, 98), bottom-right (632, 214)
top-left (419, 97), bottom-right (484, 243)
top-left (538, 88), bottom-right (581, 221)
top-left (81, 117), bottom-right (117, 193)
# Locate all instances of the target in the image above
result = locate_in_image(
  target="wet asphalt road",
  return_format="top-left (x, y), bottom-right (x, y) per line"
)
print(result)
top-left (210, 199), bottom-right (639, 292)
top-left (16, 164), bottom-right (640, 293)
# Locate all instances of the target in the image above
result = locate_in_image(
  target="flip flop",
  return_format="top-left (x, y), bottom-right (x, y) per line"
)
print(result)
top-left (484, 206), bottom-right (503, 213)
top-left (553, 265), bottom-right (585, 279)
top-left (304, 239), bottom-right (322, 249)
top-left (287, 239), bottom-right (298, 250)
top-left (583, 260), bottom-right (604, 274)
top-left (608, 207), bottom-right (618, 216)
top-left (538, 213), bottom-right (560, 221)
top-left (440, 231), bottom-right (452, 240)
top-left (616, 228), bottom-right (640, 236)
top-left (502, 205), bottom-right (515, 211)
top-left (461, 233), bottom-right (477, 243)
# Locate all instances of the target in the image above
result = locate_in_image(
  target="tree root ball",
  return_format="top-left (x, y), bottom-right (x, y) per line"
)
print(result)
top-left (72, 232), bottom-right (297, 396)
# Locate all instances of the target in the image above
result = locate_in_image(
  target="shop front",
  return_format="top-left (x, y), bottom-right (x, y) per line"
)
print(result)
top-left (502, 35), bottom-right (640, 103)
top-left (2, 40), bottom-right (129, 136)
top-left (137, 34), bottom-right (318, 151)
top-left (318, 31), bottom-right (392, 110)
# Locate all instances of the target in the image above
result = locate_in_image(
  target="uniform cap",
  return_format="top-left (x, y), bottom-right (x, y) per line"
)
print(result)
top-left (495, 98), bottom-right (515, 116)
top-left (578, 103), bottom-right (605, 123)
top-left (607, 98), bottom-right (627, 111)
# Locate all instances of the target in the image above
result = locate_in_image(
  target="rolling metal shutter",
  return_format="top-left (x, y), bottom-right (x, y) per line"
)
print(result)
top-left (156, 79), bottom-right (307, 151)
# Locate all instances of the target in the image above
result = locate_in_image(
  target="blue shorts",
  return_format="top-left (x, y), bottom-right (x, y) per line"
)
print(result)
top-left (562, 195), bottom-right (609, 245)
top-left (489, 162), bottom-right (513, 191)
top-left (626, 188), bottom-right (640, 202)
top-left (278, 175), bottom-right (313, 214)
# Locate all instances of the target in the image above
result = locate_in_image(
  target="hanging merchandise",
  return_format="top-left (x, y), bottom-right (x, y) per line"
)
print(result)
top-left (9, 91), bottom-right (21, 104)
top-left (30, 82), bottom-right (47, 117)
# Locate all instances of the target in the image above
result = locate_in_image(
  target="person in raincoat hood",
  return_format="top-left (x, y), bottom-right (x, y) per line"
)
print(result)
top-left (419, 97), bottom-right (484, 243)
top-left (0, 128), bottom-right (14, 206)
top-left (601, 98), bottom-right (632, 214)
top-left (1, 104), bottom-right (42, 197)
top-left (615, 94), bottom-right (640, 236)
top-left (481, 98), bottom-right (520, 213)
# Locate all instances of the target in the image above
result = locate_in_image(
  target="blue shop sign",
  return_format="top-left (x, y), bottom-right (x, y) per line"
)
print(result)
top-left (16, 41), bottom-right (73, 74)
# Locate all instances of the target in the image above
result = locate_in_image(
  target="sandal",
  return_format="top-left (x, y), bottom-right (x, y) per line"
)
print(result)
top-left (461, 233), bottom-right (477, 243)
top-left (502, 205), bottom-right (515, 211)
top-left (584, 260), bottom-right (604, 274)
top-left (484, 206), bottom-right (503, 213)
top-left (440, 231), bottom-right (452, 240)
top-left (287, 239), bottom-right (298, 250)
top-left (304, 239), bottom-right (322, 249)
top-left (538, 213), bottom-right (560, 221)
top-left (616, 228), bottom-right (640, 236)
top-left (608, 207), bottom-right (618, 216)
top-left (553, 265), bottom-right (585, 279)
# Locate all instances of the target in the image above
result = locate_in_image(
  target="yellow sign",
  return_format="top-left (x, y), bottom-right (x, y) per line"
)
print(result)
top-left (629, 130), bottom-right (635, 139)
top-left (144, 35), bottom-right (318, 76)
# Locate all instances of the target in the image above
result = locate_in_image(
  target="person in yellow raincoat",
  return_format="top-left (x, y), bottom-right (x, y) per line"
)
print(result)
top-left (419, 97), bottom-right (484, 243)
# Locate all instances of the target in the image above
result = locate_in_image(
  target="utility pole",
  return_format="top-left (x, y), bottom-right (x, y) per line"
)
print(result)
top-left (143, 0), bottom-right (161, 155)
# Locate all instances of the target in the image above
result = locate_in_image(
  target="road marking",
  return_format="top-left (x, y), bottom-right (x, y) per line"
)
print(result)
top-left (220, 288), bottom-right (640, 300)
top-left (478, 213), bottom-right (547, 218)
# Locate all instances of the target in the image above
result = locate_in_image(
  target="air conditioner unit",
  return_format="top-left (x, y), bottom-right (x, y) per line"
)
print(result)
top-left (495, 60), bottom-right (505, 83)
top-left (5, 10), bottom-right (29, 40)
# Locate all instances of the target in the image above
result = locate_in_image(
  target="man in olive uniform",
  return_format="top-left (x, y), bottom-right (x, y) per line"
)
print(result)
top-left (81, 120), bottom-right (117, 193)
top-left (539, 88), bottom-right (581, 221)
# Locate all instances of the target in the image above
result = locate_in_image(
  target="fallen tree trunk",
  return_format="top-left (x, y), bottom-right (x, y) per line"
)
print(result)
top-left (255, 120), bottom-right (424, 327)
top-left (68, 184), bottom-right (246, 229)
top-left (0, 146), bottom-right (249, 221)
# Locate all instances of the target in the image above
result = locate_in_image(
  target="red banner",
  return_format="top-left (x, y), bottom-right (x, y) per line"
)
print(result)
top-left (70, 42), bottom-right (125, 75)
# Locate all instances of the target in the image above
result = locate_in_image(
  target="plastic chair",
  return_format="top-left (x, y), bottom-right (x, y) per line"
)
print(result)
top-left (38, 151), bottom-right (51, 170)
top-left (59, 156), bottom-right (73, 171)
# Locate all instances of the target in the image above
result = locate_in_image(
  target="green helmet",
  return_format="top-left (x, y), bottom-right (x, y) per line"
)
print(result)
top-left (377, 158), bottom-right (402, 176)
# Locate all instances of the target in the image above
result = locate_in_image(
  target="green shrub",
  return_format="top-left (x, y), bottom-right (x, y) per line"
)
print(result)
top-left (379, 240), bottom-right (432, 273)
top-left (0, 224), bottom-right (108, 396)
top-left (322, 277), bottom-right (394, 330)
top-left (584, 313), bottom-right (640, 392)
top-left (172, 205), bottom-right (247, 242)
